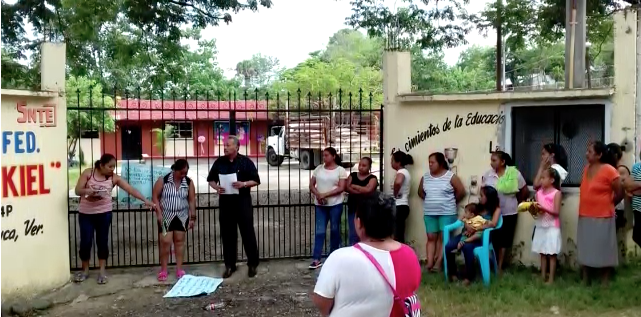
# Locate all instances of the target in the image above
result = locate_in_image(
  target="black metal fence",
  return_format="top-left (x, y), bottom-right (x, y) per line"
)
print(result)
top-left (67, 88), bottom-right (384, 269)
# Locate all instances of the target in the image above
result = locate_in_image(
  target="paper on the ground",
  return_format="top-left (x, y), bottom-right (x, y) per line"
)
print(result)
top-left (163, 275), bottom-right (224, 298)
top-left (219, 173), bottom-right (239, 195)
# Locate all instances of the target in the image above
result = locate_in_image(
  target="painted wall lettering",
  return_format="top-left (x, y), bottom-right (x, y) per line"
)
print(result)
top-left (2, 131), bottom-right (39, 154)
top-left (1, 164), bottom-right (55, 198)
top-left (404, 111), bottom-right (504, 152)
top-left (16, 102), bottom-right (57, 127)
top-left (1, 205), bottom-right (13, 217)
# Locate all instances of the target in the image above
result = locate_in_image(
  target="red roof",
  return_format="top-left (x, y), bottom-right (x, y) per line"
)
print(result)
top-left (112, 99), bottom-right (269, 121)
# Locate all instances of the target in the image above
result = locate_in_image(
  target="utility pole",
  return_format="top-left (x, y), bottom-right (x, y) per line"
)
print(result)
top-left (495, 0), bottom-right (503, 91)
top-left (564, 0), bottom-right (587, 88)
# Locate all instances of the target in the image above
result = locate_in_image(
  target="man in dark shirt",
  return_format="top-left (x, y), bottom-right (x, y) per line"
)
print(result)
top-left (207, 135), bottom-right (261, 278)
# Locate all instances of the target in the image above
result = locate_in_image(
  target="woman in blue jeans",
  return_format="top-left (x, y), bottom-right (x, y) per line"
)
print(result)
top-left (444, 186), bottom-right (501, 285)
top-left (309, 147), bottom-right (347, 269)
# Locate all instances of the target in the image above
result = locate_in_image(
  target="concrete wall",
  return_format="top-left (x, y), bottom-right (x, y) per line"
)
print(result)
top-left (0, 43), bottom-right (70, 299)
top-left (382, 10), bottom-right (638, 266)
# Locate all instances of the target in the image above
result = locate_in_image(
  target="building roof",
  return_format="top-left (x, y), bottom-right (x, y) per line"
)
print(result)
top-left (113, 99), bottom-right (269, 121)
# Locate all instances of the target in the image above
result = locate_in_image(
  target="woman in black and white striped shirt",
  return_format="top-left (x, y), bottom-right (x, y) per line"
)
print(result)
top-left (152, 159), bottom-right (196, 281)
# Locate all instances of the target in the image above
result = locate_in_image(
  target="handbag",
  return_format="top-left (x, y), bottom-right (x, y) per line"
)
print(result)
top-left (354, 244), bottom-right (421, 317)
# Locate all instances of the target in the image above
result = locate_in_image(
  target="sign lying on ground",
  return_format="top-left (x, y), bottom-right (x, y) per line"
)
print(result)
top-left (164, 275), bottom-right (224, 298)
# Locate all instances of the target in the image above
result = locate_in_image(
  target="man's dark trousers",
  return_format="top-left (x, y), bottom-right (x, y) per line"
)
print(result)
top-left (219, 194), bottom-right (259, 268)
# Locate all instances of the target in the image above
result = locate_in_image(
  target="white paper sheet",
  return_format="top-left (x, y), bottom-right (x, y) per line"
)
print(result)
top-left (163, 275), bottom-right (224, 298)
top-left (219, 173), bottom-right (239, 195)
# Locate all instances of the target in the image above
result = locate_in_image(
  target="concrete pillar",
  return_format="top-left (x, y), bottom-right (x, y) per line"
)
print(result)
top-left (1, 42), bottom-right (69, 299)
top-left (382, 51), bottom-right (427, 259)
top-left (564, 0), bottom-right (587, 89)
top-left (613, 9), bottom-right (637, 263)
top-left (382, 51), bottom-right (412, 195)
top-left (41, 42), bottom-right (66, 91)
top-left (637, 9), bottom-right (641, 162)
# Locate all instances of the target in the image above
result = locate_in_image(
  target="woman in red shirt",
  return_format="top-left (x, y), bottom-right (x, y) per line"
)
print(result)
top-left (578, 141), bottom-right (624, 285)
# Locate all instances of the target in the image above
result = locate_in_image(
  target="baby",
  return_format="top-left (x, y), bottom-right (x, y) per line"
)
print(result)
top-left (453, 203), bottom-right (488, 252)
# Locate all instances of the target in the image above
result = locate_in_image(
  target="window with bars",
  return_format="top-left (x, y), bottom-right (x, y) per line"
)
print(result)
top-left (167, 121), bottom-right (194, 139)
top-left (511, 104), bottom-right (605, 187)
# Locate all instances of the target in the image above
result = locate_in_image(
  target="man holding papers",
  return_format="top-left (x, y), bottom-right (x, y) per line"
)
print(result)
top-left (207, 135), bottom-right (261, 278)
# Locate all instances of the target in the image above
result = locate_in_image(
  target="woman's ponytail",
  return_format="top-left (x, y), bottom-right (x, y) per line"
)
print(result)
top-left (95, 153), bottom-right (116, 169)
top-left (392, 151), bottom-right (413, 167)
top-left (404, 154), bottom-right (414, 166)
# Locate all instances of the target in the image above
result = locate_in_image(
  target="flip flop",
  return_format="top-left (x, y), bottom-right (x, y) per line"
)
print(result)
top-left (97, 275), bottom-right (109, 285)
top-left (157, 270), bottom-right (168, 282)
top-left (74, 272), bottom-right (88, 283)
top-left (176, 270), bottom-right (186, 279)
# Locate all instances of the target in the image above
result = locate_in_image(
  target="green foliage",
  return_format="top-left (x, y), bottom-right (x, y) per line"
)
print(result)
top-left (235, 54), bottom-right (282, 89)
top-left (411, 46), bottom-right (495, 92)
top-left (152, 124), bottom-right (175, 155)
top-left (1, 0), bottom-right (271, 92)
top-left (66, 75), bottom-right (115, 159)
top-left (271, 30), bottom-right (383, 108)
top-left (472, 0), bottom-right (621, 53)
top-left (346, 0), bottom-right (471, 50)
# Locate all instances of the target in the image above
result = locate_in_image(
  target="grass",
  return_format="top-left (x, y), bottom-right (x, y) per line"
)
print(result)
top-left (67, 165), bottom-right (86, 190)
top-left (419, 261), bottom-right (641, 317)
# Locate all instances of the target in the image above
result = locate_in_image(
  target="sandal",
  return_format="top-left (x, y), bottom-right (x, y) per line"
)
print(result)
top-left (74, 272), bottom-right (88, 283)
top-left (176, 270), bottom-right (186, 279)
top-left (157, 270), bottom-right (168, 282)
top-left (97, 275), bottom-right (109, 285)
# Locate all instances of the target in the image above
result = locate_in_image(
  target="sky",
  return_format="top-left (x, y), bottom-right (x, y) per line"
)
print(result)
top-left (199, 0), bottom-right (496, 78)
top-left (6, 0), bottom-right (495, 77)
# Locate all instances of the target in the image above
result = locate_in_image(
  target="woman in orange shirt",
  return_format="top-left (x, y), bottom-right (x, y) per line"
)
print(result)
top-left (578, 141), bottom-right (624, 285)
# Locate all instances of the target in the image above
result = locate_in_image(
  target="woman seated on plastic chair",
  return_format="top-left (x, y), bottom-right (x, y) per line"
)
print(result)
top-left (444, 186), bottom-right (501, 285)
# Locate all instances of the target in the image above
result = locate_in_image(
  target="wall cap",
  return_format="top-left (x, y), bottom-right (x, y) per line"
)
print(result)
top-left (1, 89), bottom-right (61, 98)
top-left (397, 88), bottom-right (614, 104)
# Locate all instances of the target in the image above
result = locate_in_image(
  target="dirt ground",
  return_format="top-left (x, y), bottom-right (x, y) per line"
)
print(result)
top-left (39, 260), bottom-right (321, 317)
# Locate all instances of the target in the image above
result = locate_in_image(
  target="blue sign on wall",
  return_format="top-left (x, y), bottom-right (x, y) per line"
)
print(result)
top-left (117, 162), bottom-right (171, 204)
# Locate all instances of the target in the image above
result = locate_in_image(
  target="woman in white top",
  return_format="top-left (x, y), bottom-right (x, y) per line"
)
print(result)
top-left (391, 150), bottom-right (414, 243)
top-left (312, 193), bottom-right (421, 317)
top-left (309, 147), bottom-right (347, 269)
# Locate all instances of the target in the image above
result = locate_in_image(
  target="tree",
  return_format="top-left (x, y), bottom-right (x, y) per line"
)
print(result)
top-left (272, 29), bottom-right (384, 108)
top-left (152, 124), bottom-right (175, 155)
top-left (321, 29), bottom-right (384, 68)
top-left (1, 0), bottom-right (273, 90)
top-left (346, 0), bottom-right (471, 50)
top-left (472, 0), bottom-right (621, 51)
top-left (66, 76), bottom-right (115, 161)
top-left (235, 54), bottom-right (282, 89)
top-left (411, 45), bottom-right (495, 92)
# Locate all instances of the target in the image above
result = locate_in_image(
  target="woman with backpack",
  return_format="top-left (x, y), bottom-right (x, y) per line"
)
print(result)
top-left (152, 159), bottom-right (196, 281)
top-left (312, 192), bottom-right (421, 317)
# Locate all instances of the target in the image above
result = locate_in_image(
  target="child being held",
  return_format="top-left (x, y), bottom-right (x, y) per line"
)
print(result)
top-left (453, 203), bottom-right (488, 252)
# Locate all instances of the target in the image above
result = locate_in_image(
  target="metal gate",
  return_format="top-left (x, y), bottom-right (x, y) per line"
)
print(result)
top-left (67, 88), bottom-right (384, 269)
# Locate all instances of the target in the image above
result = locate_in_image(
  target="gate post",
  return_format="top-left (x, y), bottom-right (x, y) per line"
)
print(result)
top-left (382, 51), bottom-right (428, 259)
top-left (1, 42), bottom-right (69, 299)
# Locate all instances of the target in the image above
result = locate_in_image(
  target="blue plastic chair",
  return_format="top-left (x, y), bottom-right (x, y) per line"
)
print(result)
top-left (442, 215), bottom-right (503, 286)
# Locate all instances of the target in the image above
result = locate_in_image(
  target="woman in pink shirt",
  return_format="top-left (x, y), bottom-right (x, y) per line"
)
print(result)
top-left (74, 154), bottom-right (154, 284)
top-left (312, 193), bottom-right (421, 317)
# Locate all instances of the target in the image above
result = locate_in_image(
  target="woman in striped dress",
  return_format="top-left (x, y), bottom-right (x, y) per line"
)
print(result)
top-left (418, 152), bottom-right (466, 272)
top-left (152, 159), bottom-right (196, 281)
